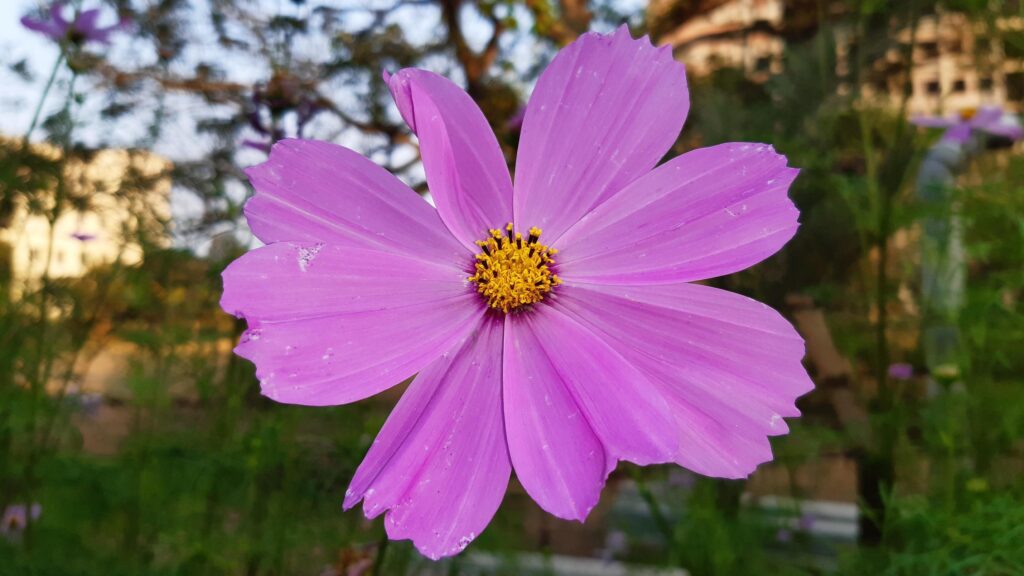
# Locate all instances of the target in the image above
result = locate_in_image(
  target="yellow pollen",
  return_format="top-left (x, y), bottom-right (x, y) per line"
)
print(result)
top-left (468, 223), bottom-right (561, 313)
top-left (959, 107), bottom-right (978, 121)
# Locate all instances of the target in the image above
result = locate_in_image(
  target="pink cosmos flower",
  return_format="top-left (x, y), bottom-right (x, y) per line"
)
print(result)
top-left (21, 2), bottom-right (128, 46)
top-left (221, 27), bottom-right (812, 559)
top-left (911, 106), bottom-right (1023, 144)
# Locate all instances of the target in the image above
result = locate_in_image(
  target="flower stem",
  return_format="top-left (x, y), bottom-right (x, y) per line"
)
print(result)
top-left (629, 468), bottom-right (674, 546)
top-left (23, 52), bottom-right (66, 144)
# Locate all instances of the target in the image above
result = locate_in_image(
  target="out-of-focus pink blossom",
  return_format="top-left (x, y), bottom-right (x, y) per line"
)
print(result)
top-left (21, 2), bottom-right (129, 46)
top-left (70, 231), bottom-right (97, 242)
top-left (911, 106), bottom-right (1023, 144)
top-left (1, 503), bottom-right (42, 540)
top-left (888, 362), bottom-right (914, 381)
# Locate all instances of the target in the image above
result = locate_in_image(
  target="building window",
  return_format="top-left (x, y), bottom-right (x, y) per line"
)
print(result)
top-left (952, 79), bottom-right (966, 93)
top-left (919, 42), bottom-right (939, 58)
top-left (29, 248), bottom-right (39, 262)
top-left (1007, 72), bottom-right (1024, 101)
top-left (755, 56), bottom-right (772, 73)
top-left (1006, 41), bottom-right (1024, 60)
top-left (979, 77), bottom-right (994, 92)
top-left (925, 80), bottom-right (941, 95)
top-left (975, 36), bottom-right (994, 55)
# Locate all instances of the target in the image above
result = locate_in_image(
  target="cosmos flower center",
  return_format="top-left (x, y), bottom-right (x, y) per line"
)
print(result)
top-left (468, 223), bottom-right (561, 313)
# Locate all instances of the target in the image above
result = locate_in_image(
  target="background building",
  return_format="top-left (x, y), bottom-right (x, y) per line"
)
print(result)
top-left (0, 141), bottom-right (171, 292)
top-left (650, 0), bottom-right (1024, 114)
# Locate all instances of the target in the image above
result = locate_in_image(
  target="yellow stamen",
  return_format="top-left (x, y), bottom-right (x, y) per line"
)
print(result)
top-left (468, 223), bottom-right (561, 313)
top-left (959, 107), bottom-right (978, 121)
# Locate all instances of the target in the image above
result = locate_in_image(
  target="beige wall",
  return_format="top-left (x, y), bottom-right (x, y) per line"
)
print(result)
top-left (655, 1), bottom-right (1023, 115)
top-left (0, 142), bottom-right (171, 292)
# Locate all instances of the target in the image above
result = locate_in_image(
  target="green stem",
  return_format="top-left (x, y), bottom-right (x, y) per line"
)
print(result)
top-left (22, 67), bottom-right (79, 550)
top-left (371, 531), bottom-right (390, 576)
top-left (629, 468), bottom-right (674, 546)
top-left (23, 53), bottom-right (65, 144)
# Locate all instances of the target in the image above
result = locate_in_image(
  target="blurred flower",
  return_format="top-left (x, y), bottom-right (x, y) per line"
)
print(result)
top-left (888, 362), bottom-right (914, 380)
top-left (775, 527), bottom-right (793, 543)
top-left (798, 511), bottom-right (815, 532)
top-left (244, 71), bottom-right (326, 153)
top-left (911, 106), bottom-right (1023, 144)
top-left (70, 231), bottom-right (96, 242)
top-left (75, 392), bottom-right (104, 418)
top-left (599, 529), bottom-right (629, 562)
top-left (222, 26), bottom-right (810, 559)
top-left (21, 2), bottom-right (129, 47)
top-left (1, 503), bottom-right (42, 541)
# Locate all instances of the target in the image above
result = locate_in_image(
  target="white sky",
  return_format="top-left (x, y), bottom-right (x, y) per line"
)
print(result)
top-left (0, 0), bottom-right (647, 251)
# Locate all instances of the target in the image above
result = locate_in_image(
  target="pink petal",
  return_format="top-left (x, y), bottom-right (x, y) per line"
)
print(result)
top-left (385, 69), bottom-right (513, 251)
top-left (244, 139), bottom-right (467, 264)
top-left (49, 2), bottom-right (68, 27)
top-left (502, 305), bottom-right (677, 520)
top-left (942, 124), bottom-right (972, 144)
top-left (557, 142), bottom-right (799, 284)
top-left (221, 242), bottom-right (467, 321)
top-left (221, 242), bottom-right (482, 406)
top-left (21, 16), bottom-right (66, 38)
top-left (910, 115), bottom-right (956, 129)
top-left (969, 106), bottom-right (1004, 127)
top-left (344, 317), bottom-right (510, 560)
top-left (984, 123), bottom-right (1024, 140)
top-left (74, 9), bottom-right (102, 34)
top-left (513, 26), bottom-right (689, 242)
top-left (554, 282), bottom-right (813, 478)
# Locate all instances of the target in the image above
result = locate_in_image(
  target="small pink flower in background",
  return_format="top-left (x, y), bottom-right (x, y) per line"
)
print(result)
top-left (1, 503), bottom-right (42, 540)
top-left (222, 26), bottom-right (812, 559)
top-left (70, 231), bottom-right (97, 242)
top-left (243, 71), bottom-right (326, 154)
top-left (798, 511), bottom-right (815, 532)
top-left (911, 106), bottom-right (1023, 144)
top-left (599, 530), bottom-right (629, 562)
top-left (888, 362), bottom-right (914, 381)
top-left (21, 2), bottom-right (129, 46)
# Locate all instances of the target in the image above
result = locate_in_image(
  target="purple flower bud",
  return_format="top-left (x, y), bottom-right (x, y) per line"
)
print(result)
top-left (888, 362), bottom-right (914, 381)
top-left (1, 503), bottom-right (42, 539)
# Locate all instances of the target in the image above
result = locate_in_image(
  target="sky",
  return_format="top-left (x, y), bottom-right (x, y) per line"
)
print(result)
top-left (0, 1), bottom-right (67, 139)
top-left (0, 0), bottom-right (648, 252)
